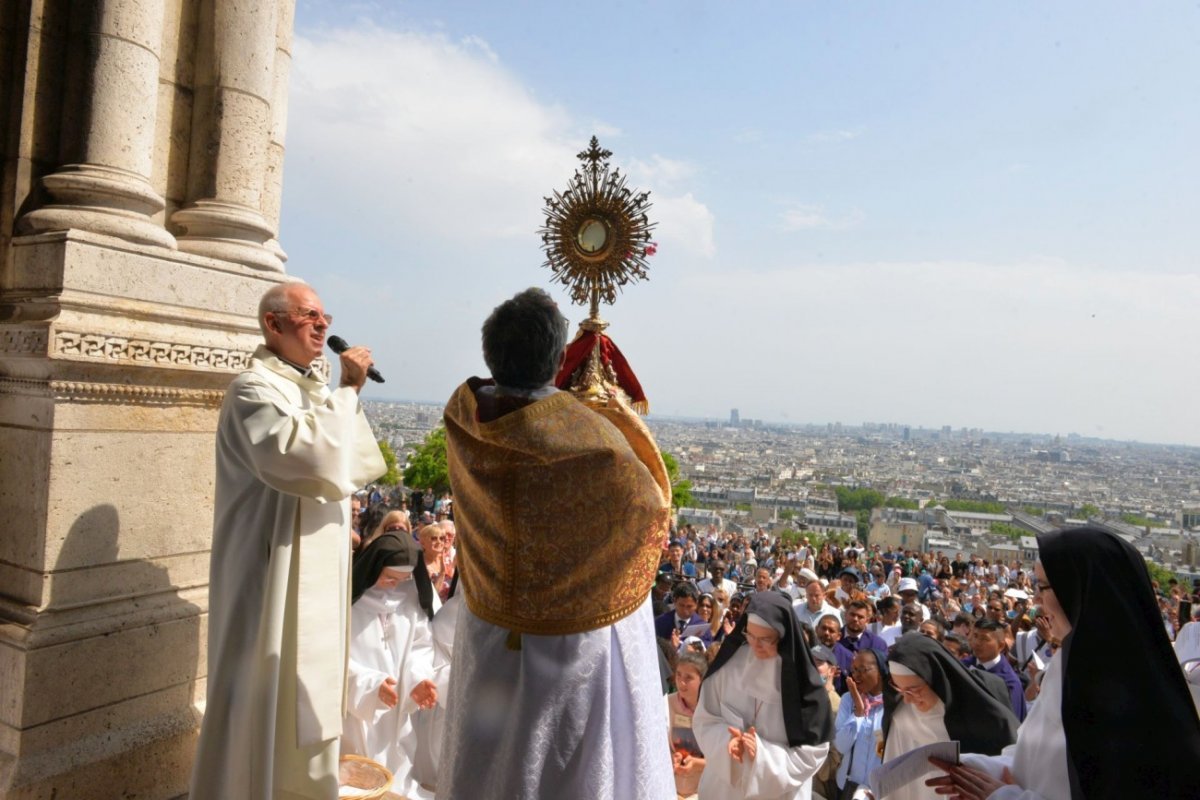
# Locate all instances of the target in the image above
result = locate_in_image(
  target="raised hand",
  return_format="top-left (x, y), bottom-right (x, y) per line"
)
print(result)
top-left (847, 674), bottom-right (867, 717)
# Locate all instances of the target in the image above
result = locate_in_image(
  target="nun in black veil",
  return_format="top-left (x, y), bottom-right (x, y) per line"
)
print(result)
top-left (927, 526), bottom-right (1200, 799)
top-left (693, 591), bottom-right (834, 800)
top-left (881, 632), bottom-right (1019, 800)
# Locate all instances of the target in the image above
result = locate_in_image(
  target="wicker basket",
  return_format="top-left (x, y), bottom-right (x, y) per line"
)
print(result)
top-left (338, 754), bottom-right (393, 800)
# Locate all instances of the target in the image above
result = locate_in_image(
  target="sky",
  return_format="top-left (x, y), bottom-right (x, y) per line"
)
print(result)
top-left (281, 1), bottom-right (1200, 445)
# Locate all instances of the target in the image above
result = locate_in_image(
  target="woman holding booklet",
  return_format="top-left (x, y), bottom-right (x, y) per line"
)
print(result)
top-left (925, 526), bottom-right (1200, 800)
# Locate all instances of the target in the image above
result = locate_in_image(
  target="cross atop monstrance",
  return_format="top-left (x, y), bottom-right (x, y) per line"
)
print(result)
top-left (539, 137), bottom-right (657, 412)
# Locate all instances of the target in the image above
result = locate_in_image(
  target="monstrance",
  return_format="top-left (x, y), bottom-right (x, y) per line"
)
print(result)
top-left (539, 137), bottom-right (656, 413)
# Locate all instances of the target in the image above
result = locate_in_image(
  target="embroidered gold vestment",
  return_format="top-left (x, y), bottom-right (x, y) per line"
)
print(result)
top-left (444, 379), bottom-right (671, 636)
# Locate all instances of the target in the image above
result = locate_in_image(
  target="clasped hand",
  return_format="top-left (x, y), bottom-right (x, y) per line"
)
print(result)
top-left (726, 725), bottom-right (758, 763)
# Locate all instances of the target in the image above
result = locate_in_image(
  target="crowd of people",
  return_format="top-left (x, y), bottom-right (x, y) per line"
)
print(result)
top-left (648, 525), bottom-right (1200, 799)
top-left (192, 282), bottom-right (1199, 800)
top-left (338, 498), bottom-right (1200, 799)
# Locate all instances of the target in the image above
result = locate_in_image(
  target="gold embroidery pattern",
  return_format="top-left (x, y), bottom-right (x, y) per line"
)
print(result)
top-left (446, 383), bottom-right (670, 636)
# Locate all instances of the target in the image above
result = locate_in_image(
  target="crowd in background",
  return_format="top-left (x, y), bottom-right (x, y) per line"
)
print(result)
top-left (339, 486), bottom-right (1200, 799)
top-left (652, 523), bottom-right (1200, 799)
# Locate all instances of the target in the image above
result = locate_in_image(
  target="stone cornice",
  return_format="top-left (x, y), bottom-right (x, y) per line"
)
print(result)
top-left (0, 377), bottom-right (227, 406)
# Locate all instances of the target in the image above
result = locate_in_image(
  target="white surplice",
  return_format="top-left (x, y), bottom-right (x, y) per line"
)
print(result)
top-left (412, 593), bottom-right (461, 792)
top-left (343, 582), bottom-right (437, 800)
top-left (959, 654), bottom-right (1071, 800)
top-left (190, 346), bottom-right (385, 800)
top-left (437, 595), bottom-right (673, 800)
top-left (693, 647), bottom-right (830, 800)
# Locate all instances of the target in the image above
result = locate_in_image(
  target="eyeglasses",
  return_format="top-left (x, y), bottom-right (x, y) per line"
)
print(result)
top-left (289, 307), bottom-right (333, 325)
top-left (744, 630), bottom-right (780, 648)
top-left (889, 680), bottom-right (929, 699)
top-left (850, 664), bottom-right (878, 675)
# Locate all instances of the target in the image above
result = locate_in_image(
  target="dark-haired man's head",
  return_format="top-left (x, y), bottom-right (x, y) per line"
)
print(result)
top-left (672, 581), bottom-right (700, 619)
top-left (481, 288), bottom-right (568, 389)
top-left (970, 619), bottom-right (1007, 662)
top-left (844, 599), bottom-right (871, 635)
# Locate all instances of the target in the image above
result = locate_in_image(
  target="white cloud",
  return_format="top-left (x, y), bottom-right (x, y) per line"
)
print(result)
top-left (652, 193), bottom-right (716, 258)
top-left (286, 24), bottom-right (714, 256)
top-left (627, 155), bottom-right (697, 190)
top-left (805, 127), bottom-right (865, 144)
top-left (779, 203), bottom-right (862, 231)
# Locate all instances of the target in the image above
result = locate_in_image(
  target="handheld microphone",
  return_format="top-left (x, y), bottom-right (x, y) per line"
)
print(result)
top-left (327, 335), bottom-right (385, 383)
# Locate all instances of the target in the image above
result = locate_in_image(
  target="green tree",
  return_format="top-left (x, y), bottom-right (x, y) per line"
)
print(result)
top-left (1121, 513), bottom-right (1168, 529)
top-left (834, 486), bottom-right (885, 512)
top-left (779, 509), bottom-right (795, 521)
top-left (990, 522), bottom-right (1028, 540)
top-left (1022, 505), bottom-right (1045, 516)
top-left (403, 427), bottom-right (450, 494)
top-left (937, 499), bottom-right (1006, 514)
top-left (1078, 503), bottom-right (1101, 519)
top-left (661, 451), bottom-right (694, 509)
top-left (1143, 560), bottom-right (1178, 591)
top-left (885, 496), bottom-right (919, 510)
top-left (855, 509), bottom-right (872, 544)
top-left (377, 439), bottom-right (401, 486)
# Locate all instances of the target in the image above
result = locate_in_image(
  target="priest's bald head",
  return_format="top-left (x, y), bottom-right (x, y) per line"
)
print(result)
top-left (257, 281), bottom-right (329, 366)
top-left (481, 288), bottom-right (568, 390)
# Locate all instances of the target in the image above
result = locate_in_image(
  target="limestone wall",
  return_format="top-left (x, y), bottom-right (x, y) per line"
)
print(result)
top-left (0, 2), bottom-right (299, 796)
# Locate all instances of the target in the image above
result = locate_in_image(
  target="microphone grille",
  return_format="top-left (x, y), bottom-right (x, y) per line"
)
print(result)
top-left (327, 335), bottom-right (349, 354)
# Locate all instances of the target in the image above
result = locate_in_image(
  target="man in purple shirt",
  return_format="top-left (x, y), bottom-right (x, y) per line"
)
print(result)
top-left (832, 599), bottom-right (887, 693)
top-left (966, 619), bottom-right (1028, 721)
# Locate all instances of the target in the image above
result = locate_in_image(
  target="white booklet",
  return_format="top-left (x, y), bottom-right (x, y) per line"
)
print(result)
top-left (867, 740), bottom-right (960, 798)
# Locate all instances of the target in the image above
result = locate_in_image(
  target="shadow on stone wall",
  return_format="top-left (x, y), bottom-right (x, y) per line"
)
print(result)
top-left (9, 503), bottom-right (205, 799)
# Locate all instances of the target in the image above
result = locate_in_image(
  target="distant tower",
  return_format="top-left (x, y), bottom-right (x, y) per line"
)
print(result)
top-left (730, 408), bottom-right (740, 427)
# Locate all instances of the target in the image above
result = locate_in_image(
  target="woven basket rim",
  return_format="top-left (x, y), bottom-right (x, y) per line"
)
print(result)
top-left (338, 754), bottom-right (393, 800)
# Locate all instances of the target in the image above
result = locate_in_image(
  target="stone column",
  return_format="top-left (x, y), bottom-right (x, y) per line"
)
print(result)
top-left (172, 0), bottom-right (283, 272)
top-left (1, 1), bottom-right (300, 796)
top-left (18, 0), bottom-right (175, 250)
top-left (262, 0), bottom-right (293, 264)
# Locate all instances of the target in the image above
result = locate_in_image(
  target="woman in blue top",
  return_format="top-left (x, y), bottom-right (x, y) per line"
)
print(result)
top-left (833, 648), bottom-right (888, 800)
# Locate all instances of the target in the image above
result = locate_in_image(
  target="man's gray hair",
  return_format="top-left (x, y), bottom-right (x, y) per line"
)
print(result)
top-left (257, 281), bottom-right (306, 336)
top-left (481, 288), bottom-right (569, 390)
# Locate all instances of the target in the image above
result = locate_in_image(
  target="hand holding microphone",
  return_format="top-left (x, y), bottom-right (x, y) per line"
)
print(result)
top-left (327, 335), bottom-right (385, 391)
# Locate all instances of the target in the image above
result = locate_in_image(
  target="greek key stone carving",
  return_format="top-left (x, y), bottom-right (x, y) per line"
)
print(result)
top-left (0, 329), bottom-right (50, 355)
top-left (52, 331), bottom-right (251, 371)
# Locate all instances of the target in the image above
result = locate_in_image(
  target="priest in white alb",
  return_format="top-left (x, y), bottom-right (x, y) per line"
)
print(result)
top-left (440, 288), bottom-right (674, 799)
top-left (190, 282), bottom-right (386, 800)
